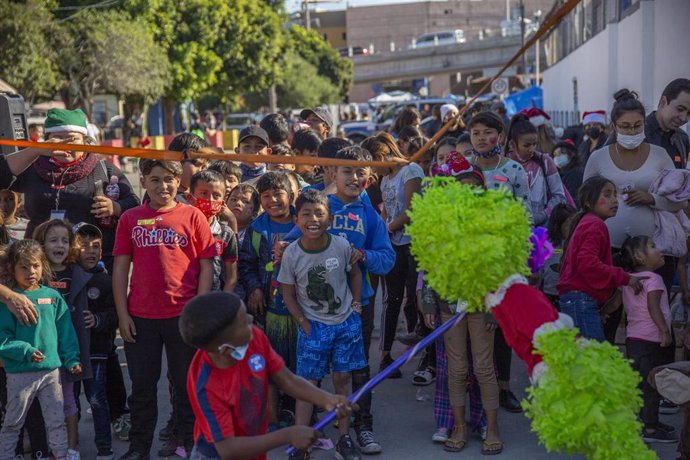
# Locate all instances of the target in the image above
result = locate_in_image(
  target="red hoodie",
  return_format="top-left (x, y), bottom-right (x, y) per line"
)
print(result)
top-left (557, 213), bottom-right (630, 304)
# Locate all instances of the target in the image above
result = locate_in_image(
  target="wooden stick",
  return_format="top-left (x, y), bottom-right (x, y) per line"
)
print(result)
top-left (407, 0), bottom-right (583, 163)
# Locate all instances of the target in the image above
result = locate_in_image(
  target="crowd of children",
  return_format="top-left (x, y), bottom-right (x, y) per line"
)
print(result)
top-left (0, 78), bottom-right (688, 460)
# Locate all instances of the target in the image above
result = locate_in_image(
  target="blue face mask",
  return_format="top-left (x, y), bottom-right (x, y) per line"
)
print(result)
top-left (219, 343), bottom-right (249, 361)
top-left (554, 155), bottom-right (570, 168)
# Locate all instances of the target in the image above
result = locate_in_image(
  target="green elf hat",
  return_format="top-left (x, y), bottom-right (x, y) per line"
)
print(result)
top-left (44, 108), bottom-right (88, 136)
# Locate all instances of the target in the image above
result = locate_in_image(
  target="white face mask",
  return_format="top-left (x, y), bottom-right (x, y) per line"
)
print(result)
top-left (617, 131), bottom-right (645, 150)
top-left (219, 343), bottom-right (249, 361)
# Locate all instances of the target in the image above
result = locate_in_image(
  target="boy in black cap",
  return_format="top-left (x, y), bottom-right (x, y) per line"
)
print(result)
top-left (181, 292), bottom-right (352, 460)
top-left (300, 107), bottom-right (333, 139)
top-left (235, 126), bottom-right (272, 184)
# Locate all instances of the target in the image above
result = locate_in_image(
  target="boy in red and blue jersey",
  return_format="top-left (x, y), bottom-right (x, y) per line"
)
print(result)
top-left (181, 292), bottom-right (351, 460)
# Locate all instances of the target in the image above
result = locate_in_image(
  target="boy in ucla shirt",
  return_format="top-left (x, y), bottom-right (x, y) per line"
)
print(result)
top-left (113, 159), bottom-right (216, 460)
top-left (279, 146), bottom-right (395, 455)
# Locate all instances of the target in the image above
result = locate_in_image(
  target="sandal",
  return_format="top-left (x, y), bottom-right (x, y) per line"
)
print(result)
top-left (443, 425), bottom-right (467, 452)
top-left (412, 367), bottom-right (436, 386)
top-left (481, 439), bottom-right (504, 455)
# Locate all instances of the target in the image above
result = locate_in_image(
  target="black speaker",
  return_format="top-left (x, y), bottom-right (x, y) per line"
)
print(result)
top-left (0, 93), bottom-right (28, 155)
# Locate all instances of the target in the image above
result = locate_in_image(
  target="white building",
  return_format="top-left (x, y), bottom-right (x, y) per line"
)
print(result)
top-left (541, 0), bottom-right (690, 129)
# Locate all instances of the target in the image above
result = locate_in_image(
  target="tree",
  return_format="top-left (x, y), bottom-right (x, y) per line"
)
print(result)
top-left (56, 9), bottom-right (169, 119)
top-left (212, 0), bottom-right (286, 101)
top-left (276, 51), bottom-right (341, 107)
top-left (124, 0), bottom-right (285, 103)
top-left (0, 0), bottom-right (62, 103)
top-left (122, 0), bottom-right (286, 131)
top-left (289, 25), bottom-right (353, 100)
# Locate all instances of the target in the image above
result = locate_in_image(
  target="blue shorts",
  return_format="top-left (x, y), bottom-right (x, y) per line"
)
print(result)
top-left (297, 312), bottom-right (367, 381)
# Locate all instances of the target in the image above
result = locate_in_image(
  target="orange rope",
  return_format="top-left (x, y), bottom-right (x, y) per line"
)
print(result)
top-left (0, 140), bottom-right (400, 168)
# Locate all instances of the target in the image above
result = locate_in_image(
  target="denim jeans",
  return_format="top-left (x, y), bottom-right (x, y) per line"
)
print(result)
top-left (190, 445), bottom-right (219, 460)
top-left (83, 360), bottom-right (112, 449)
top-left (559, 291), bottom-right (605, 342)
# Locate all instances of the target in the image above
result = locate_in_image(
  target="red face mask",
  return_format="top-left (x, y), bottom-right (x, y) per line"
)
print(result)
top-left (194, 199), bottom-right (223, 218)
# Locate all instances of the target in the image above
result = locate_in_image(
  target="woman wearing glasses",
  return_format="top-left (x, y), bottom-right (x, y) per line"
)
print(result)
top-left (0, 108), bottom-right (139, 271)
top-left (583, 89), bottom-right (687, 343)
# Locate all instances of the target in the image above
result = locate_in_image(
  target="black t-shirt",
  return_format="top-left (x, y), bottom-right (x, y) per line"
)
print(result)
top-left (50, 266), bottom-right (73, 300)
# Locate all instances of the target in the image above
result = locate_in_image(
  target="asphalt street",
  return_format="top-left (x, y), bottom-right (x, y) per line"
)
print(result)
top-left (70, 169), bottom-right (682, 460)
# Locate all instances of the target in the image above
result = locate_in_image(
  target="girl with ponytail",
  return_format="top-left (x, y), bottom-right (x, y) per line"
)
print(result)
top-left (507, 112), bottom-right (569, 226)
top-left (557, 175), bottom-right (644, 341)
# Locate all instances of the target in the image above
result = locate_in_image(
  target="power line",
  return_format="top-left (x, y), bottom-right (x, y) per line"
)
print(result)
top-left (55, 0), bottom-right (120, 22)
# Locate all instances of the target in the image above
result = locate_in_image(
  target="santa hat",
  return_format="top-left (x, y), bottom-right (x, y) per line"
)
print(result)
top-left (521, 108), bottom-right (551, 127)
top-left (44, 109), bottom-right (88, 136)
top-left (582, 110), bottom-right (606, 125)
top-left (484, 275), bottom-right (569, 381)
top-left (436, 151), bottom-right (485, 184)
top-left (440, 103), bottom-right (458, 120)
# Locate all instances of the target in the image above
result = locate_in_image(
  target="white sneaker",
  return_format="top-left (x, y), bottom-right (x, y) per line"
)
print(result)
top-left (66, 449), bottom-right (80, 460)
top-left (431, 427), bottom-right (449, 443)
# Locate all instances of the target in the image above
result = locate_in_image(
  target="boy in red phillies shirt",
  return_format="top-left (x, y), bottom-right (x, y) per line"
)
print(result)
top-left (112, 159), bottom-right (216, 460)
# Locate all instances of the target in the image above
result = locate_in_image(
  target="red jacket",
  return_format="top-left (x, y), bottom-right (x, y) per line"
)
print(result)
top-left (557, 213), bottom-right (630, 304)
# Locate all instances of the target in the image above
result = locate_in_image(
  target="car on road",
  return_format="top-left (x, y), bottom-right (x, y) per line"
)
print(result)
top-left (341, 95), bottom-right (465, 143)
top-left (224, 113), bottom-right (260, 130)
top-left (408, 30), bottom-right (466, 49)
top-left (339, 46), bottom-right (370, 57)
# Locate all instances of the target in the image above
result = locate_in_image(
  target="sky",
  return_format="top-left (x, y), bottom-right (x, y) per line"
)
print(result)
top-left (286, 0), bottom-right (438, 13)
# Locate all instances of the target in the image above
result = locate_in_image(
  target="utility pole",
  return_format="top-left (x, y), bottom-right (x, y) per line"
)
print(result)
top-left (535, 10), bottom-right (542, 86)
top-left (304, 0), bottom-right (311, 31)
top-left (302, 0), bottom-right (341, 31)
top-left (520, 0), bottom-right (526, 75)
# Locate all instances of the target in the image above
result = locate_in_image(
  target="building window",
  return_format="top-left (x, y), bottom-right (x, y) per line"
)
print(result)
top-left (619, 0), bottom-right (640, 18)
top-left (342, 32), bottom-right (346, 40)
top-left (323, 33), bottom-right (328, 41)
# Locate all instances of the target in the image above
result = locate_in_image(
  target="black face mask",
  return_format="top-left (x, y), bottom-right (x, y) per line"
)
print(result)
top-left (587, 126), bottom-right (601, 139)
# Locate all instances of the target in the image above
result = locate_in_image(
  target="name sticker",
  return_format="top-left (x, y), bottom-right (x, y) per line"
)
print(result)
top-left (50, 281), bottom-right (67, 289)
top-left (137, 219), bottom-right (155, 226)
top-left (37, 298), bottom-right (53, 305)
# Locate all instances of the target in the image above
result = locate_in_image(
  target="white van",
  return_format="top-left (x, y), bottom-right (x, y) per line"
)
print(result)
top-left (409, 30), bottom-right (465, 49)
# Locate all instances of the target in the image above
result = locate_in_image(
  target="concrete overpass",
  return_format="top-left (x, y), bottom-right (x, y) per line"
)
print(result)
top-left (351, 35), bottom-right (544, 84)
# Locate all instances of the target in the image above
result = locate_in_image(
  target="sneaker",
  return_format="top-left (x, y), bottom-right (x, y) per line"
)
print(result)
top-left (656, 422), bottom-right (676, 433)
top-left (158, 417), bottom-right (176, 441)
top-left (499, 390), bottom-right (522, 413)
top-left (356, 430), bottom-right (382, 454)
top-left (279, 409), bottom-right (296, 427)
top-left (335, 435), bottom-right (362, 460)
top-left (157, 439), bottom-right (181, 457)
top-left (112, 414), bottom-right (131, 441)
top-left (378, 355), bottom-right (401, 379)
top-left (396, 332), bottom-right (422, 346)
top-left (66, 449), bottom-right (80, 460)
top-left (642, 427), bottom-right (678, 443)
top-left (96, 448), bottom-right (115, 460)
top-left (431, 427), bottom-right (449, 443)
top-left (660, 399), bottom-right (679, 414)
top-left (117, 450), bottom-right (150, 460)
top-left (288, 449), bottom-right (310, 460)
